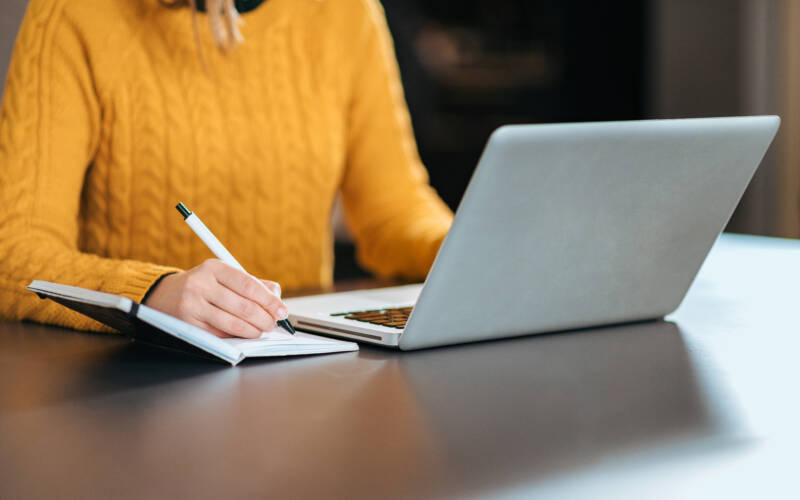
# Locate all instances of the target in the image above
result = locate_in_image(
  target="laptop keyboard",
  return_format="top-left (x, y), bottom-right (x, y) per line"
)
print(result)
top-left (331, 306), bottom-right (413, 329)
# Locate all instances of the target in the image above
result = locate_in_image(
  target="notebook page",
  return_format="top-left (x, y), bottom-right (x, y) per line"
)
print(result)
top-left (223, 329), bottom-right (358, 357)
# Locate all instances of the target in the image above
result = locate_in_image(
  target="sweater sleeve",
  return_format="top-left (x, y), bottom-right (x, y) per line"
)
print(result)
top-left (0, 0), bottom-right (180, 331)
top-left (339, 0), bottom-right (453, 280)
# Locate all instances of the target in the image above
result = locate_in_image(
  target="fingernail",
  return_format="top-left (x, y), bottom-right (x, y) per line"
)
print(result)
top-left (277, 307), bottom-right (288, 319)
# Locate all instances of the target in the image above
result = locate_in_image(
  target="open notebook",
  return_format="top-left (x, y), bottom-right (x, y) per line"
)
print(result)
top-left (27, 280), bottom-right (358, 366)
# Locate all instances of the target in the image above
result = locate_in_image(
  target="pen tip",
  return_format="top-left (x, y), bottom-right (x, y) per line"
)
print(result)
top-left (176, 202), bottom-right (192, 219)
top-left (279, 319), bottom-right (296, 335)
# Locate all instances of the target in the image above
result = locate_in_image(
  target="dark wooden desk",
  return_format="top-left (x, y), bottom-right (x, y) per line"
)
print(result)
top-left (1, 234), bottom-right (798, 499)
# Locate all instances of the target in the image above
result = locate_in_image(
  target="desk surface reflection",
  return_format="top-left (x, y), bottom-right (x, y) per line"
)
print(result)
top-left (1, 234), bottom-right (798, 499)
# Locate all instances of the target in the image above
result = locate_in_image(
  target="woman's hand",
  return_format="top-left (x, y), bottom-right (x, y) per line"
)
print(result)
top-left (143, 259), bottom-right (287, 338)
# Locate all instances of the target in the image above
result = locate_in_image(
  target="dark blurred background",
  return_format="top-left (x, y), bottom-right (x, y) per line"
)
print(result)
top-left (2, 0), bottom-right (797, 280)
top-left (382, 0), bottom-right (648, 211)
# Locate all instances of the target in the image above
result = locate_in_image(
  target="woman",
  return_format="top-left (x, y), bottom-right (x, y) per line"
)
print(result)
top-left (0, 0), bottom-right (452, 338)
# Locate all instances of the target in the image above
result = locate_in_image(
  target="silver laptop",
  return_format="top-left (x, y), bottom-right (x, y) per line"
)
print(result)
top-left (285, 116), bottom-right (780, 350)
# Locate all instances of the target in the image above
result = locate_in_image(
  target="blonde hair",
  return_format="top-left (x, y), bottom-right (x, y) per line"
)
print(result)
top-left (161, 0), bottom-right (244, 52)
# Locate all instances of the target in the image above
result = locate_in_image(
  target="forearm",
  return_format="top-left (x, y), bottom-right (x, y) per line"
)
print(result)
top-left (0, 234), bottom-right (179, 331)
top-left (346, 188), bottom-right (452, 280)
top-left (339, 0), bottom-right (453, 280)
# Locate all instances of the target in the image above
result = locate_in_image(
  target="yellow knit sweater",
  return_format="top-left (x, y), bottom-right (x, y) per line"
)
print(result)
top-left (0, 0), bottom-right (453, 331)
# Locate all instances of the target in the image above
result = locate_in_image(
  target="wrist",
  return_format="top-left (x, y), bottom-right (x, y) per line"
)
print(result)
top-left (142, 272), bottom-right (176, 305)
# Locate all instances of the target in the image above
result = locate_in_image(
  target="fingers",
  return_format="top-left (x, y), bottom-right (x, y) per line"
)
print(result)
top-left (177, 259), bottom-right (287, 339)
top-left (204, 283), bottom-right (277, 333)
top-left (198, 300), bottom-right (264, 339)
top-left (209, 261), bottom-right (288, 320)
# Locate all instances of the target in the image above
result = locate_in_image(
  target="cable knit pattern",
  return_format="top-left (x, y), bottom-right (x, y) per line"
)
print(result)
top-left (0, 0), bottom-right (453, 331)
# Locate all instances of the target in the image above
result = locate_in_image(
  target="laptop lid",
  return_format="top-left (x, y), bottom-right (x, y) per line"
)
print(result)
top-left (399, 116), bottom-right (779, 350)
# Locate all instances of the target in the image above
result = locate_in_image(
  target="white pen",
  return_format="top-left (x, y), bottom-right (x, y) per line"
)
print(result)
top-left (175, 202), bottom-right (296, 335)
